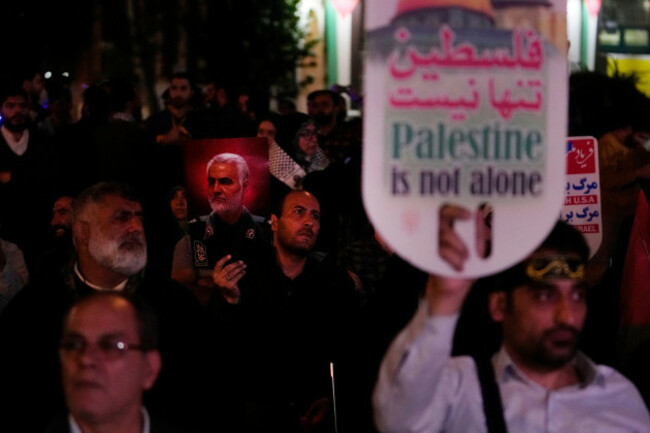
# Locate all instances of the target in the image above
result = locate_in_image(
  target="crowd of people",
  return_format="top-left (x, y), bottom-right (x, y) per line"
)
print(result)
top-left (1, 67), bottom-right (650, 433)
top-left (0, 70), bottom-right (377, 433)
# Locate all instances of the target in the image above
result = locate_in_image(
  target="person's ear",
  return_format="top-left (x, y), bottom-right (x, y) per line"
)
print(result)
top-left (270, 214), bottom-right (278, 233)
top-left (142, 350), bottom-right (162, 391)
top-left (488, 291), bottom-right (506, 322)
top-left (73, 221), bottom-right (90, 245)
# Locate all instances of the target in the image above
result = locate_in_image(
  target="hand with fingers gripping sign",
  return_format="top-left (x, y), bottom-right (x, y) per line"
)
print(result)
top-left (433, 202), bottom-right (493, 314)
top-left (430, 204), bottom-right (480, 316)
top-left (212, 255), bottom-right (247, 304)
top-left (438, 204), bottom-right (472, 272)
top-left (438, 203), bottom-right (493, 272)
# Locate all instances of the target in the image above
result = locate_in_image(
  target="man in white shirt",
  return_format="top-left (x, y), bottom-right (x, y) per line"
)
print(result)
top-left (373, 213), bottom-right (650, 433)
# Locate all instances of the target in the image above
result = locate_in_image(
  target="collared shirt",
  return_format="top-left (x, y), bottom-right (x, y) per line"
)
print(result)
top-left (73, 262), bottom-right (128, 292)
top-left (112, 112), bottom-right (136, 123)
top-left (373, 301), bottom-right (650, 433)
top-left (68, 407), bottom-right (151, 433)
top-left (1, 126), bottom-right (29, 156)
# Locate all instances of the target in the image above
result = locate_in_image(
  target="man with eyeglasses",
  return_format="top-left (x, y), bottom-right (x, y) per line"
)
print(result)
top-left (373, 220), bottom-right (650, 432)
top-left (0, 182), bottom-right (202, 432)
top-left (48, 292), bottom-right (170, 433)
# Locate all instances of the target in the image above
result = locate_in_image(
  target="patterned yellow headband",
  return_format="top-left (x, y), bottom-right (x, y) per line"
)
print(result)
top-left (525, 255), bottom-right (586, 281)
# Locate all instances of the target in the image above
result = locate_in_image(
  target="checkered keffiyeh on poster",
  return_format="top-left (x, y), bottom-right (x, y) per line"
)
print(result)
top-left (269, 141), bottom-right (307, 189)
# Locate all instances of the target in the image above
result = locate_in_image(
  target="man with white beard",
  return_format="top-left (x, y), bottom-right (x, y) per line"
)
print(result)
top-left (72, 182), bottom-right (148, 288)
top-left (171, 152), bottom-right (270, 305)
top-left (0, 182), bottom-right (203, 433)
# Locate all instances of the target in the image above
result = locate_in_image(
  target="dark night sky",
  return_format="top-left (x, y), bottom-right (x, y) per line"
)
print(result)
top-left (2, 0), bottom-right (94, 79)
top-left (1, 0), bottom-right (307, 111)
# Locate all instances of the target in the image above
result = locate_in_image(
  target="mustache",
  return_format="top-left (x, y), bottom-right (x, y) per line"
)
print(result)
top-left (210, 195), bottom-right (233, 204)
top-left (297, 228), bottom-right (314, 237)
top-left (119, 234), bottom-right (145, 247)
top-left (3, 117), bottom-right (29, 132)
top-left (542, 324), bottom-right (580, 339)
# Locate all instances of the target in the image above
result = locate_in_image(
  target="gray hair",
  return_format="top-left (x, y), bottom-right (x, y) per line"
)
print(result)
top-left (205, 153), bottom-right (250, 183)
top-left (72, 182), bottom-right (139, 224)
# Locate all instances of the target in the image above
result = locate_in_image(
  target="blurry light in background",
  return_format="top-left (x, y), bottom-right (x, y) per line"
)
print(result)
top-left (44, 71), bottom-right (52, 79)
top-left (62, 72), bottom-right (69, 77)
top-left (331, 0), bottom-right (359, 17)
top-left (585, 0), bottom-right (602, 17)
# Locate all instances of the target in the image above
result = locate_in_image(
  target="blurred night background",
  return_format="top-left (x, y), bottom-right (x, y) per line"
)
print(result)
top-left (0, 0), bottom-right (365, 119)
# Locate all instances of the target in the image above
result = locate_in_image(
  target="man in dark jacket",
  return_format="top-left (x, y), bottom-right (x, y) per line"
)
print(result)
top-left (0, 182), bottom-right (202, 432)
top-left (207, 190), bottom-right (362, 432)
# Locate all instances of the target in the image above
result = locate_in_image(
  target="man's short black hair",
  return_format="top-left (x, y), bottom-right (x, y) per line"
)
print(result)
top-left (170, 71), bottom-right (193, 87)
top-left (62, 291), bottom-right (160, 351)
top-left (536, 220), bottom-right (590, 262)
top-left (0, 85), bottom-right (28, 106)
top-left (307, 89), bottom-right (341, 104)
top-left (272, 190), bottom-right (294, 217)
top-left (272, 189), bottom-right (320, 218)
top-left (487, 220), bottom-right (589, 292)
top-left (257, 114), bottom-right (279, 128)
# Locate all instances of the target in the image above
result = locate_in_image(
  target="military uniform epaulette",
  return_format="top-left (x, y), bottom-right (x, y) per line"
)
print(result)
top-left (189, 210), bottom-right (267, 269)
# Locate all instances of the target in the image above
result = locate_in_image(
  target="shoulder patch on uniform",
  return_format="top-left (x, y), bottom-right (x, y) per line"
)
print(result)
top-left (193, 240), bottom-right (208, 267)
